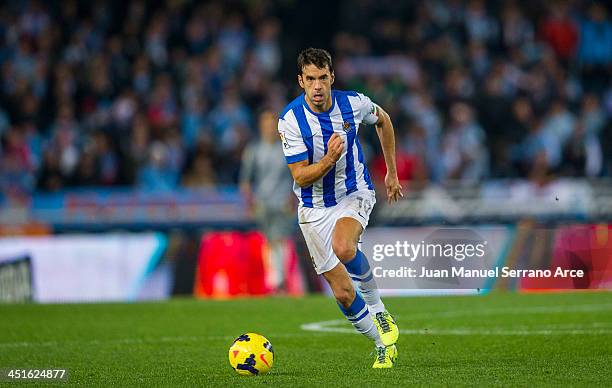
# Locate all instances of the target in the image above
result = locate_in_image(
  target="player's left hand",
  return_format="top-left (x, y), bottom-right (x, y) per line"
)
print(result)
top-left (384, 173), bottom-right (403, 204)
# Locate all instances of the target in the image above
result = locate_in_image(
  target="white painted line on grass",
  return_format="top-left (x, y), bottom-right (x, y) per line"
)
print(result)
top-left (300, 319), bottom-right (612, 336)
top-left (301, 303), bottom-right (612, 336)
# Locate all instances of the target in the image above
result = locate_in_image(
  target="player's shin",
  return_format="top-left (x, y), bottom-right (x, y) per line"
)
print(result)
top-left (337, 291), bottom-right (384, 347)
top-left (343, 250), bottom-right (385, 315)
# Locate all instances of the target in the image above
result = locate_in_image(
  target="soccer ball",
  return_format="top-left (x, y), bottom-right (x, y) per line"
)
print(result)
top-left (228, 333), bottom-right (274, 376)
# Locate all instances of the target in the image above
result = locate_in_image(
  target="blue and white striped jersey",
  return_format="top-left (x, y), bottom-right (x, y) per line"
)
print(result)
top-left (278, 90), bottom-right (379, 208)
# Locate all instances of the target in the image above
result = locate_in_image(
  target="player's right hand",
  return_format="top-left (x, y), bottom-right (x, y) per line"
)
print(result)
top-left (326, 133), bottom-right (344, 162)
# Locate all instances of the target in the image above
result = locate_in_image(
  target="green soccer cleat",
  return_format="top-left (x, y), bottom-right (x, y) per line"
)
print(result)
top-left (372, 345), bottom-right (398, 369)
top-left (374, 311), bottom-right (399, 346)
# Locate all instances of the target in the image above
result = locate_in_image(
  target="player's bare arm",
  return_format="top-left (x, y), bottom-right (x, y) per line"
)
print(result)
top-left (373, 105), bottom-right (404, 203)
top-left (287, 133), bottom-right (344, 187)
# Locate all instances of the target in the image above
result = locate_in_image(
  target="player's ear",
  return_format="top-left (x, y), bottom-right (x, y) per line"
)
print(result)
top-left (330, 71), bottom-right (335, 85)
top-left (298, 74), bottom-right (304, 88)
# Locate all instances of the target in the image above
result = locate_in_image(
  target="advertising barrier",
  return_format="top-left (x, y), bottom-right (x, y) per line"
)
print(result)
top-left (195, 231), bottom-right (269, 297)
top-left (515, 223), bottom-right (612, 291)
top-left (0, 234), bottom-right (167, 303)
top-left (0, 188), bottom-right (249, 230)
top-left (194, 231), bottom-right (304, 298)
top-left (0, 255), bottom-right (33, 303)
top-left (362, 223), bottom-right (612, 294)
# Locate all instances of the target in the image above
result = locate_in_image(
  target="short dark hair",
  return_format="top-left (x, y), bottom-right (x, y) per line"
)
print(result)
top-left (297, 48), bottom-right (333, 75)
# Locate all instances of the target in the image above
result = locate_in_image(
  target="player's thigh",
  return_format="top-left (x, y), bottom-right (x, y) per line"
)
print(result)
top-left (297, 206), bottom-right (338, 274)
top-left (331, 217), bottom-right (363, 262)
top-left (331, 190), bottom-right (376, 260)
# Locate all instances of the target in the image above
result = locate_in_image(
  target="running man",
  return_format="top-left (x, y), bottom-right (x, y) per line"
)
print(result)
top-left (278, 48), bottom-right (403, 368)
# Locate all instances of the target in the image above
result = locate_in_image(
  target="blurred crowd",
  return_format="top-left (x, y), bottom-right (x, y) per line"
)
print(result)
top-left (0, 0), bottom-right (611, 198)
top-left (335, 0), bottom-right (612, 185)
top-left (0, 0), bottom-right (286, 197)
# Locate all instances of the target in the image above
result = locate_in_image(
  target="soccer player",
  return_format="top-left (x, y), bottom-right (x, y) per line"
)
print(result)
top-left (278, 48), bottom-right (403, 368)
top-left (240, 109), bottom-right (295, 292)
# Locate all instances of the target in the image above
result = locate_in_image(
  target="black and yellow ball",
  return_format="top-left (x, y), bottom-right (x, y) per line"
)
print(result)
top-left (228, 333), bottom-right (274, 375)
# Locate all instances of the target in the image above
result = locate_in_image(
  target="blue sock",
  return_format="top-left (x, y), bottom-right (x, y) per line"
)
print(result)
top-left (337, 291), bottom-right (383, 346)
top-left (343, 250), bottom-right (385, 314)
top-left (344, 250), bottom-right (373, 282)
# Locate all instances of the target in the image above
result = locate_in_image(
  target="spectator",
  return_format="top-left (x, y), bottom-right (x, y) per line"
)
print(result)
top-left (0, 127), bottom-right (35, 195)
top-left (138, 141), bottom-right (179, 191)
top-left (512, 117), bottom-right (562, 181)
top-left (540, 99), bottom-right (576, 148)
top-left (561, 120), bottom-right (603, 177)
top-left (580, 93), bottom-right (607, 135)
top-left (440, 102), bottom-right (489, 182)
top-left (372, 122), bottom-right (428, 186)
top-left (578, 3), bottom-right (612, 66)
top-left (182, 154), bottom-right (216, 188)
top-left (539, 2), bottom-right (578, 61)
top-left (464, 0), bottom-right (498, 45)
top-left (500, 2), bottom-right (534, 49)
top-left (578, 3), bottom-right (612, 93)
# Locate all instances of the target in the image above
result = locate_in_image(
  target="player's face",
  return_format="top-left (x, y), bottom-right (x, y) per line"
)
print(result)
top-left (298, 64), bottom-right (334, 112)
top-left (259, 111), bottom-right (277, 143)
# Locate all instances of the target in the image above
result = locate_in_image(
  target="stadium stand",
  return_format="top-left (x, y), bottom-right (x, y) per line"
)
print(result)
top-left (0, 0), bottom-right (610, 201)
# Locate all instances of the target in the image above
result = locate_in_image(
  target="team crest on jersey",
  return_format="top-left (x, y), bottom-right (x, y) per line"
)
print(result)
top-left (343, 121), bottom-right (352, 132)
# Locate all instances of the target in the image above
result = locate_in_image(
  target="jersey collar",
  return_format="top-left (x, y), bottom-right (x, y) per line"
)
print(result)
top-left (301, 90), bottom-right (336, 116)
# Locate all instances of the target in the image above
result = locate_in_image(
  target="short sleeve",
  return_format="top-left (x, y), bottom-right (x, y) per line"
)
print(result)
top-left (278, 118), bottom-right (308, 164)
top-left (356, 92), bottom-right (380, 125)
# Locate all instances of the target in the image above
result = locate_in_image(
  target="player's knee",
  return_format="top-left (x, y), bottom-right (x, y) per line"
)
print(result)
top-left (332, 239), bottom-right (356, 262)
top-left (333, 282), bottom-right (355, 308)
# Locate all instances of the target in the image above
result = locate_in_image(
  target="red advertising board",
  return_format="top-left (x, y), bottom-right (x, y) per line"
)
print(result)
top-left (520, 224), bottom-right (612, 291)
top-left (194, 231), bottom-right (304, 298)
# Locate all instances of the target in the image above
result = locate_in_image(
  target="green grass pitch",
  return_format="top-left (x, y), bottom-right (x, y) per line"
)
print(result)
top-left (1, 292), bottom-right (611, 386)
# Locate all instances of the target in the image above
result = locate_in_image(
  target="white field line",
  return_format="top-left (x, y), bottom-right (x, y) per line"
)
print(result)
top-left (301, 303), bottom-right (612, 336)
top-left (393, 303), bottom-right (612, 321)
top-left (300, 319), bottom-right (612, 336)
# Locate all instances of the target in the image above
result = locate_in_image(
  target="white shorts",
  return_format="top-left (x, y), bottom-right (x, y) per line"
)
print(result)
top-left (298, 190), bottom-right (376, 275)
